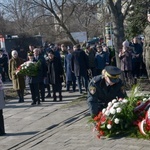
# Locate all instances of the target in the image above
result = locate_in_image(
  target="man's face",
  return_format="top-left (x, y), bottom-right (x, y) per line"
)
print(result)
top-left (61, 45), bottom-right (66, 51)
top-left (33, 49), bottom-right (39, 56)
top-left (97, 47), bottom-right (102, 52)
top-left (133, 37), bottom-right (138, 43)
top-left (105, 76), bottom-right (115, 86)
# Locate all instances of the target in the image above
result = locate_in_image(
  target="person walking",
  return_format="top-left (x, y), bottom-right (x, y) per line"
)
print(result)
top-left (8, 50), bottom-right (25, 103)
top-left (0, 74), bottom-right (5, 136)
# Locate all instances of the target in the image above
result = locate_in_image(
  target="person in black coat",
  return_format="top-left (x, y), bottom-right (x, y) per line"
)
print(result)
top-left (65, 48), bottom-right (76, 92)
top-left (33, 48), bottom-right (47, 102)
top-left (87, 66), bottom-right (127, 118)
top-left (47, 50), bottom-right (64, 101)
top-left (71, 44), bottom-right (89, 94)
top-left (0, 74), bottom-right (5, 136)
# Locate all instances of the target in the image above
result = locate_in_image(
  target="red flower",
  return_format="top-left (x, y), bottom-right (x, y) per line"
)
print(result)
top-left (107, 120), bottom-right (113, 125)
top-left (137, 101), bottom-right (142, 106)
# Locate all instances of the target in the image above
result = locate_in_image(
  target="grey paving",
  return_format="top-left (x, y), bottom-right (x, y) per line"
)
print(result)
top-left (0, 82), bottom-right (150, 150)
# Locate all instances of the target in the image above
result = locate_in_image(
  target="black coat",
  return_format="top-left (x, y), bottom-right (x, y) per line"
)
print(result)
top-left (71, 49), bottom-right (89, 77)
top-left (87, 75), bottom-right (127, 116)
top-left (28, 55), bottom-right (47, 84)
top-left (47, 57), bottom-right (64, 85)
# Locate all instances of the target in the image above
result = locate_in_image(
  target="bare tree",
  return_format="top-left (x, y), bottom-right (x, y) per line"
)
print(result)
top-left (106, 0), bottom-right (134, 67)
top-left (0, 0), bottom-right (41, 35)
top-left (26, 0), bottom-right (78, 44)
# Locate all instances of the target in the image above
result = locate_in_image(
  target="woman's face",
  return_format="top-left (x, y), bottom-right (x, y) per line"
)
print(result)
top-left (48, 53), bottom-right (54, 60)
top-left (12, 53), bottom-right (18, 59)
top-left (28, 55), bottom-right (34, 60)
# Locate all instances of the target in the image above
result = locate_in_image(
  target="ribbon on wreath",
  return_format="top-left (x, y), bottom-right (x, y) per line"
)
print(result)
top-left (134, 100), bottom-right (150, 135)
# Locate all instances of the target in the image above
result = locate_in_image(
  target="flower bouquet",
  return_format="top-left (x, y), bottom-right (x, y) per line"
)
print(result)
top-left (90, 86), bottom-right (150, 139)
top-left (16, 61), bottom-right (41, 76)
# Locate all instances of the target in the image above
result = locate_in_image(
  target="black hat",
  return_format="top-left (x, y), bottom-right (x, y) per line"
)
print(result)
top-left (48, 50), bottom-right (54, 55)
top-left (105, 66), bottom-right (122, 83)
top-left (28, 52), bottom-right (34, 56)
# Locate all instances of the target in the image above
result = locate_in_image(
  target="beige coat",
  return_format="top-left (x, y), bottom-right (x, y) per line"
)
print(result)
top-left (8, 57), bottom-right (25, 90)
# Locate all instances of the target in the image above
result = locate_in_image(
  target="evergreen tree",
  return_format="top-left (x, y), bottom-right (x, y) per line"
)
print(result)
top-left (125, 0), bottom-right (149, 39)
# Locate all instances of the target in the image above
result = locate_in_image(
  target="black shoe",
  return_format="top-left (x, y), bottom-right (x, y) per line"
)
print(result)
top-left (37, 102), bottom-right (41, 105)
top-left (45, 94), bottom-right (51, 98)
top-left (53, 97), bottom-right (57, 102)
top-left (31, 102), bottom-right (36, 105)
top-left (59, 96), bottom-right (62, 101)
top-left (0, 132), bottom-right (6, 136)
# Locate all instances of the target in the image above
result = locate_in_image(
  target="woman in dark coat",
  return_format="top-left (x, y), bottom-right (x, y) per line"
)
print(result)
top-left (8, 50), bottom-right (25, 102)
top-left (47, 50), bottom-right (64, 101)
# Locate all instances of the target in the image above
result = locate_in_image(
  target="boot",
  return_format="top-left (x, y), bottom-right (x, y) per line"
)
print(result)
top-left (0, 110), bottom-right (5, 136)
top-left (59, 95), bottom-right (62, 101)
top-left (20, 90), bottom-right (24, 102)
top-left (53, 93), bottom-right (57, 101)
top-left (53, 96), bottom-right (57, 102)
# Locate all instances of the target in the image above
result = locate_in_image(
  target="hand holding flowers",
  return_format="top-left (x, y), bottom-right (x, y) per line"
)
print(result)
top-left (16, 60), bottom-right (41, 76)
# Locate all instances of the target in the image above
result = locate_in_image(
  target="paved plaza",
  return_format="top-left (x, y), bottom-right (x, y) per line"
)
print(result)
top-left (0, 82), bottom-right (150, 150)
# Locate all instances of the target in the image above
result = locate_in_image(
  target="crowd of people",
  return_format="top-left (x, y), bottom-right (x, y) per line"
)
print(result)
top-left (0, 36), bottom-right (148, 135)
top-left (0, 36), bottom-right (147, 104)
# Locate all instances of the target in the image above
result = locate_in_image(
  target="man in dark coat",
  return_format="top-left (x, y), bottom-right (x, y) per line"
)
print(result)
top-left (131, 37), bottom-right (143, 78)
top-left (71, 44), bottom-right (89, 94)
top-left (65, 48), bottom-right (76, 92)
top-left (33, 48), bottom-right (47, 102)
top-left (0, 49), bottom-right (9, 82)
top-left (87, 66), bottom-right (127, 118)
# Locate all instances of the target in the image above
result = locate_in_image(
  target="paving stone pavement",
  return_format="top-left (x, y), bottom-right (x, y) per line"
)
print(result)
top-left (0, 82), bottom-right (150, 150)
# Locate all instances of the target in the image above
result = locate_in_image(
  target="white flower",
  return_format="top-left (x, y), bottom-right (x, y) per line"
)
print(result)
top-left (122, 99), bottom-right (128, 103)
top-left (114, 118), bottom-right (120, 124)
top-left (113, 102), bottom-right (120, 108)
top-left (105, 110), bottom-right (110, 116)
top-left (107, 124), bottom-right (112, 129)
top-left (112, 99), bottom-right (117, 104)
top-left (102, 108), bottom-right (106, 113)
top-left (25, 66), bottom-right (27, 69)
top-left (110, 108), bottom-right (116, 115)
top-left (116, 107), bottom-right (122, 113)
top-left (108, 102), bottom-right (112, 107)
top-left (143, 98), bottom-right (147, 102)
top-left (26, 61), bottom-right (33, 66)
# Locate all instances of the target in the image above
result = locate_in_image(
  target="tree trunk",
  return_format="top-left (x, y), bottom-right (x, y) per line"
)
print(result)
top-left (143, 25), bottom-right (150, 79)
top-left (112, 14), bottom-right (125, 68)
